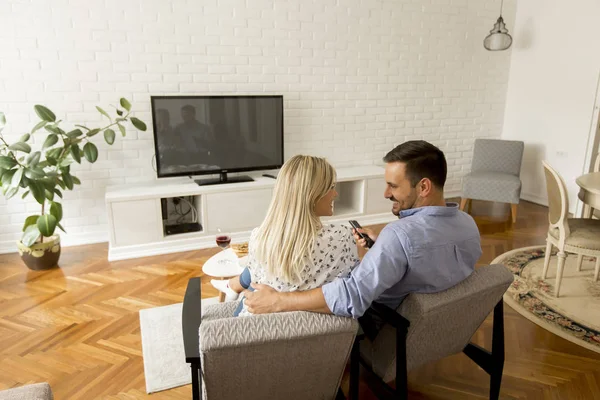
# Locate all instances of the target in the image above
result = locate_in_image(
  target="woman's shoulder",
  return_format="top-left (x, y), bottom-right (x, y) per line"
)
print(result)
top-left (316, 223), bottom-right (353, 242)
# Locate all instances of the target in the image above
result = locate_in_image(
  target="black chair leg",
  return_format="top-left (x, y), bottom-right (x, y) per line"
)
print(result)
top-left (395, 324), bottom-right (409, 400)
top-left (349, 337), bottom-right (361, 400)
top-left (191, 363), bottom-right (200, 400)
top-left (490, 369), bottom-right (502, 400)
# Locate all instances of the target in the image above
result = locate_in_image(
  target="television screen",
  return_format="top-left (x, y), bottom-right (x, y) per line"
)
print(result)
top-left (151, 95), bottom-right (283, 178)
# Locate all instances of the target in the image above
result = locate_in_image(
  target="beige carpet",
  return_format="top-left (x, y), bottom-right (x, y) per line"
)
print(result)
top-left (493, 246), bottom-right (600, 354)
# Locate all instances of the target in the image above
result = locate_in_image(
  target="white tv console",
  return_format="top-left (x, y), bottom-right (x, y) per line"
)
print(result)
top-left (105, 166), bottom-right (396, 261)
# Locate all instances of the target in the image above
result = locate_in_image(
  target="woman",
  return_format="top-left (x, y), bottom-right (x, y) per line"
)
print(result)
top-left (211, 155), bottom-right (360, 316)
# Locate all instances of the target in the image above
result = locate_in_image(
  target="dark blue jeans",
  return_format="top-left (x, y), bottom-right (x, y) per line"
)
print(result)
top-left (233, 267), bottom-right (254, 316)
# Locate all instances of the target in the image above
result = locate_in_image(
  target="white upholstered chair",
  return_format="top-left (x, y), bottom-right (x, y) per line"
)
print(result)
top-left (541, 161), bottom-right (600, 297)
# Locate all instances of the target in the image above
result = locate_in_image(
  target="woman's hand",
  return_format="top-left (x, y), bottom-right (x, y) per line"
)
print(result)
top-left (352, 227), bottom-right (377, 248)
top-left (243, 284), bottom-right (283, 314)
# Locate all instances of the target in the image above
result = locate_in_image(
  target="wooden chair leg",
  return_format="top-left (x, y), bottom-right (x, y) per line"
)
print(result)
top-left (510, 204), bottom-right (518, 224)
top-left (594, 257), bottom-right (600, 282)
top-left (576, 254), bottom-right (584, 272)
top-left (460, 198), bottom-right (468, 211)
top-left (542, 241), bottom-right (552, 279)
top-left (555, 252), bottom-right (567, 297)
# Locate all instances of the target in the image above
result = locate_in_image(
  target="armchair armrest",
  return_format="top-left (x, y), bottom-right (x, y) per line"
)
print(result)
top-left (200, 311), bottom-right (358, 351)
top-left (182, 277), bottom-right (202, 363)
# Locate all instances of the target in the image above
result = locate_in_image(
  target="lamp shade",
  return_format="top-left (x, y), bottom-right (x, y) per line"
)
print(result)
top-left (484, 16), bottom-right (512, 51)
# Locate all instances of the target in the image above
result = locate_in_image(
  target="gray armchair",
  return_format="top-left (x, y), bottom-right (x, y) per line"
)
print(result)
top-left (461, 139), bottom-right (525, 223)
top-left (182, 278), bottom-right (358, 400)
top-left (349, 264), bottom-right (514, 400)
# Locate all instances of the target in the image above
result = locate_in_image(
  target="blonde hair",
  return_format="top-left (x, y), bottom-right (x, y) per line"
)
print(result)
top-left (253, 155), bottom-right (336, 285)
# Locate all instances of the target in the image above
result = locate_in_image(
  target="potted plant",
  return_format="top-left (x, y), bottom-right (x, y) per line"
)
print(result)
top-left (0, 98), bottom-right (147, 270)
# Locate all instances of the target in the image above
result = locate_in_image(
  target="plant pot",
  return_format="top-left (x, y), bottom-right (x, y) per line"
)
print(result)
top-left (17, 235), bottom-right (61, 271)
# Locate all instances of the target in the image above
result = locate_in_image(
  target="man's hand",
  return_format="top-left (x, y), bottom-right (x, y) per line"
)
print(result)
top-left (243, 284), bottom-right (332, 315)
top-left (352, 227), bottom-right (378, 249)
top-left (243, 284), bottom-right (284, 314)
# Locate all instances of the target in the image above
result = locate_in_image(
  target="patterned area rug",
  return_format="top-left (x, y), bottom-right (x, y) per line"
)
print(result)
top-left (493, 246), bottom-right (600, 354)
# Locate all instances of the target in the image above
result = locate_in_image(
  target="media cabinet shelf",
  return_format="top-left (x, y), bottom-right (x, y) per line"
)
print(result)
top-left (105, 165), bottom-right (396, 261)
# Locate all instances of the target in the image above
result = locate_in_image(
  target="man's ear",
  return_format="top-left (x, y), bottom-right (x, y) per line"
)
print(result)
top-left (418, 178), bottom-right (433, 197)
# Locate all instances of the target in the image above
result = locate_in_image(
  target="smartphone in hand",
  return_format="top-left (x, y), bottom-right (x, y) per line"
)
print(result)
top-left (348, 220), bottom-right (375, 248)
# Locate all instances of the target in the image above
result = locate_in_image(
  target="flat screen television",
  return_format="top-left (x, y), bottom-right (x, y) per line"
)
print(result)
top-left (150, 95), bottom-right (284, 185)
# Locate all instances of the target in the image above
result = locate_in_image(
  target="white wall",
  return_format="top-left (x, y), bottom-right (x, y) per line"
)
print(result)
top-left (0, 0), bottom-right (515, 253)
top-left (502, 0), bottom-right (600, 212)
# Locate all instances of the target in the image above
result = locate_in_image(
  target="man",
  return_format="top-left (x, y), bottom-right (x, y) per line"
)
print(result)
top-left (243, 140), bottom-right (482, 323)
top-left (174, 105), bottom-right (216, 162)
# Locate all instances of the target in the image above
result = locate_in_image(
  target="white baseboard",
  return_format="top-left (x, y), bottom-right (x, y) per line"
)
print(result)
top-left (0, 231), bottom-right (108, 255)
top-left (521, 192), bottom-right (548, 207)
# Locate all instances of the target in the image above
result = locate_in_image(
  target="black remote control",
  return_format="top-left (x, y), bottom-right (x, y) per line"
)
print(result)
top-left (348, 220), bottom-right (375, 248)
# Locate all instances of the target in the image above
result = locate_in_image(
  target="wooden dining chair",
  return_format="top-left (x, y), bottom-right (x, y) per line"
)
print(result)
top-left (542, 161), bottom-right (600, 297)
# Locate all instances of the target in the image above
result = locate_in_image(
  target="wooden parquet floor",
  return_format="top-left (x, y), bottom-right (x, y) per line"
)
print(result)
top-left (1, 199), bottom-right (599, 399)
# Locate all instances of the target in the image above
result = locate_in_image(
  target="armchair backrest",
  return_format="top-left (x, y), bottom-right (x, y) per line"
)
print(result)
top-left (542, 160), bottom-right (570, 245)
top-left (363, 264), bottom-right (513, 382)
top-left (198, 305), bottom-right (358, 400)
top-left (471, 139), bottom-right (524, 176)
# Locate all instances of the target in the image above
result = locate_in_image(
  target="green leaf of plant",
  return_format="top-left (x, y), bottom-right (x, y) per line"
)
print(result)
top-left (96, 106), bottom-right (111, 120)
top-left (31, 120), bottom-right (47, 133)
top-left (5, 186), bottom-right (18, 199)
top-left (56, 179), bottom-right (66, 190)
top-left (45, 189), bottom-right (54, 201)
top-left (75, 124), bottom-right (90, 131)
top-left (83, 142), bottom-right (98, 163)
top-left (1, 169), bottom-right (15, 187)
top-left (104, 129), bottom-right (116, 145)
top-left (50, 202), bottom-right (63, 221)
top-left (57, 222), bottom-right (66, 233)
top-left (24, 167), bottom-right (45, 179)
top-left (26, 151), bottom-right (41, 167)
top-left (130, 117), bottom-right (147, 131)
top-left (49, 147), bottom-right (63, 158)
top-left (8, 142), bottom-right (31, 153)
top-left (120, 98), bottom-right (131, 111)
top-left (19, 134), bottom-right (31, 143)
top-left (70, 144), bottom-right (81, 164)
top-left (116, 110), bottom-right (123, 117)
top-left (62, 173), bottom-right (74, 190)
top-left (43, 134), bottom-right (59, 150)
top-left (34, 105), bottom-right (56, 122)
top-left (39, 179), bottom-right (55, 192)
top-left (21, 190), bottom-right (30, 199)
top-left (23, 215), bottom-right (39, 232)
top-left (0, 156), bottom-right (17, 169)
top-left (72, 176), bottom-right (81, 185)
top-left (11, 168), bottom-right (24, 187)
top-left (117, 123), bottom-right (126, 137)
top-left (22, 224), bottom-right (41, 247)
top-left (29, 181), bottom-right (46, 204)
top-left (37, 214), bottom-right (57, 237)
top-left (46, 156), bottom-right (57, 166)
top-left (44, 125), bottom-right (60, 135)
top-left (67, 129), bottom-right (83, 138)
top-left (0, 112), bottom-right (6, 128)
top-left (54, 188), bottom-right (63, 198)
top-left (86, 128), bottom-right (101, 137)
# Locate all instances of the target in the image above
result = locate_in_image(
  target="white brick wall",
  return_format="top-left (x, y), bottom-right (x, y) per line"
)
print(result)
top-left (0, 0), bottom-right (515, 253)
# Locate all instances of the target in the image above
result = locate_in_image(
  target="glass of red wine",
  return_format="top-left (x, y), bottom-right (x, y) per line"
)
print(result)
top-left (215, 229), bottom-right (231, 251)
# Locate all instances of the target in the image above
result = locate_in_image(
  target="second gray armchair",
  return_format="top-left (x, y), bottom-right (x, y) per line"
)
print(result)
top-left (460, 139), bottom-right (525, 223)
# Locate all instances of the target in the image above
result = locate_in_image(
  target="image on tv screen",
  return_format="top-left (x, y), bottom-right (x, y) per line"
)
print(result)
top-left (152, 96), bottom-right (283, 177)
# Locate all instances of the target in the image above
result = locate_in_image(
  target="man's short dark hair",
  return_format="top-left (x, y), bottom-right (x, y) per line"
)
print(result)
top-left (182, 105), bottom-right (195, 113)
top-left (383, 140), bottom-right (447, 189)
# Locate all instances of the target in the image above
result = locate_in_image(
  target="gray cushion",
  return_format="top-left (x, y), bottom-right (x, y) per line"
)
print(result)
top-left (462, 171), bottom-right (522, 204)
top-left (0, 383), bottom-right (53, 400)
top-left (360, 264), bottom-right (513, 382)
